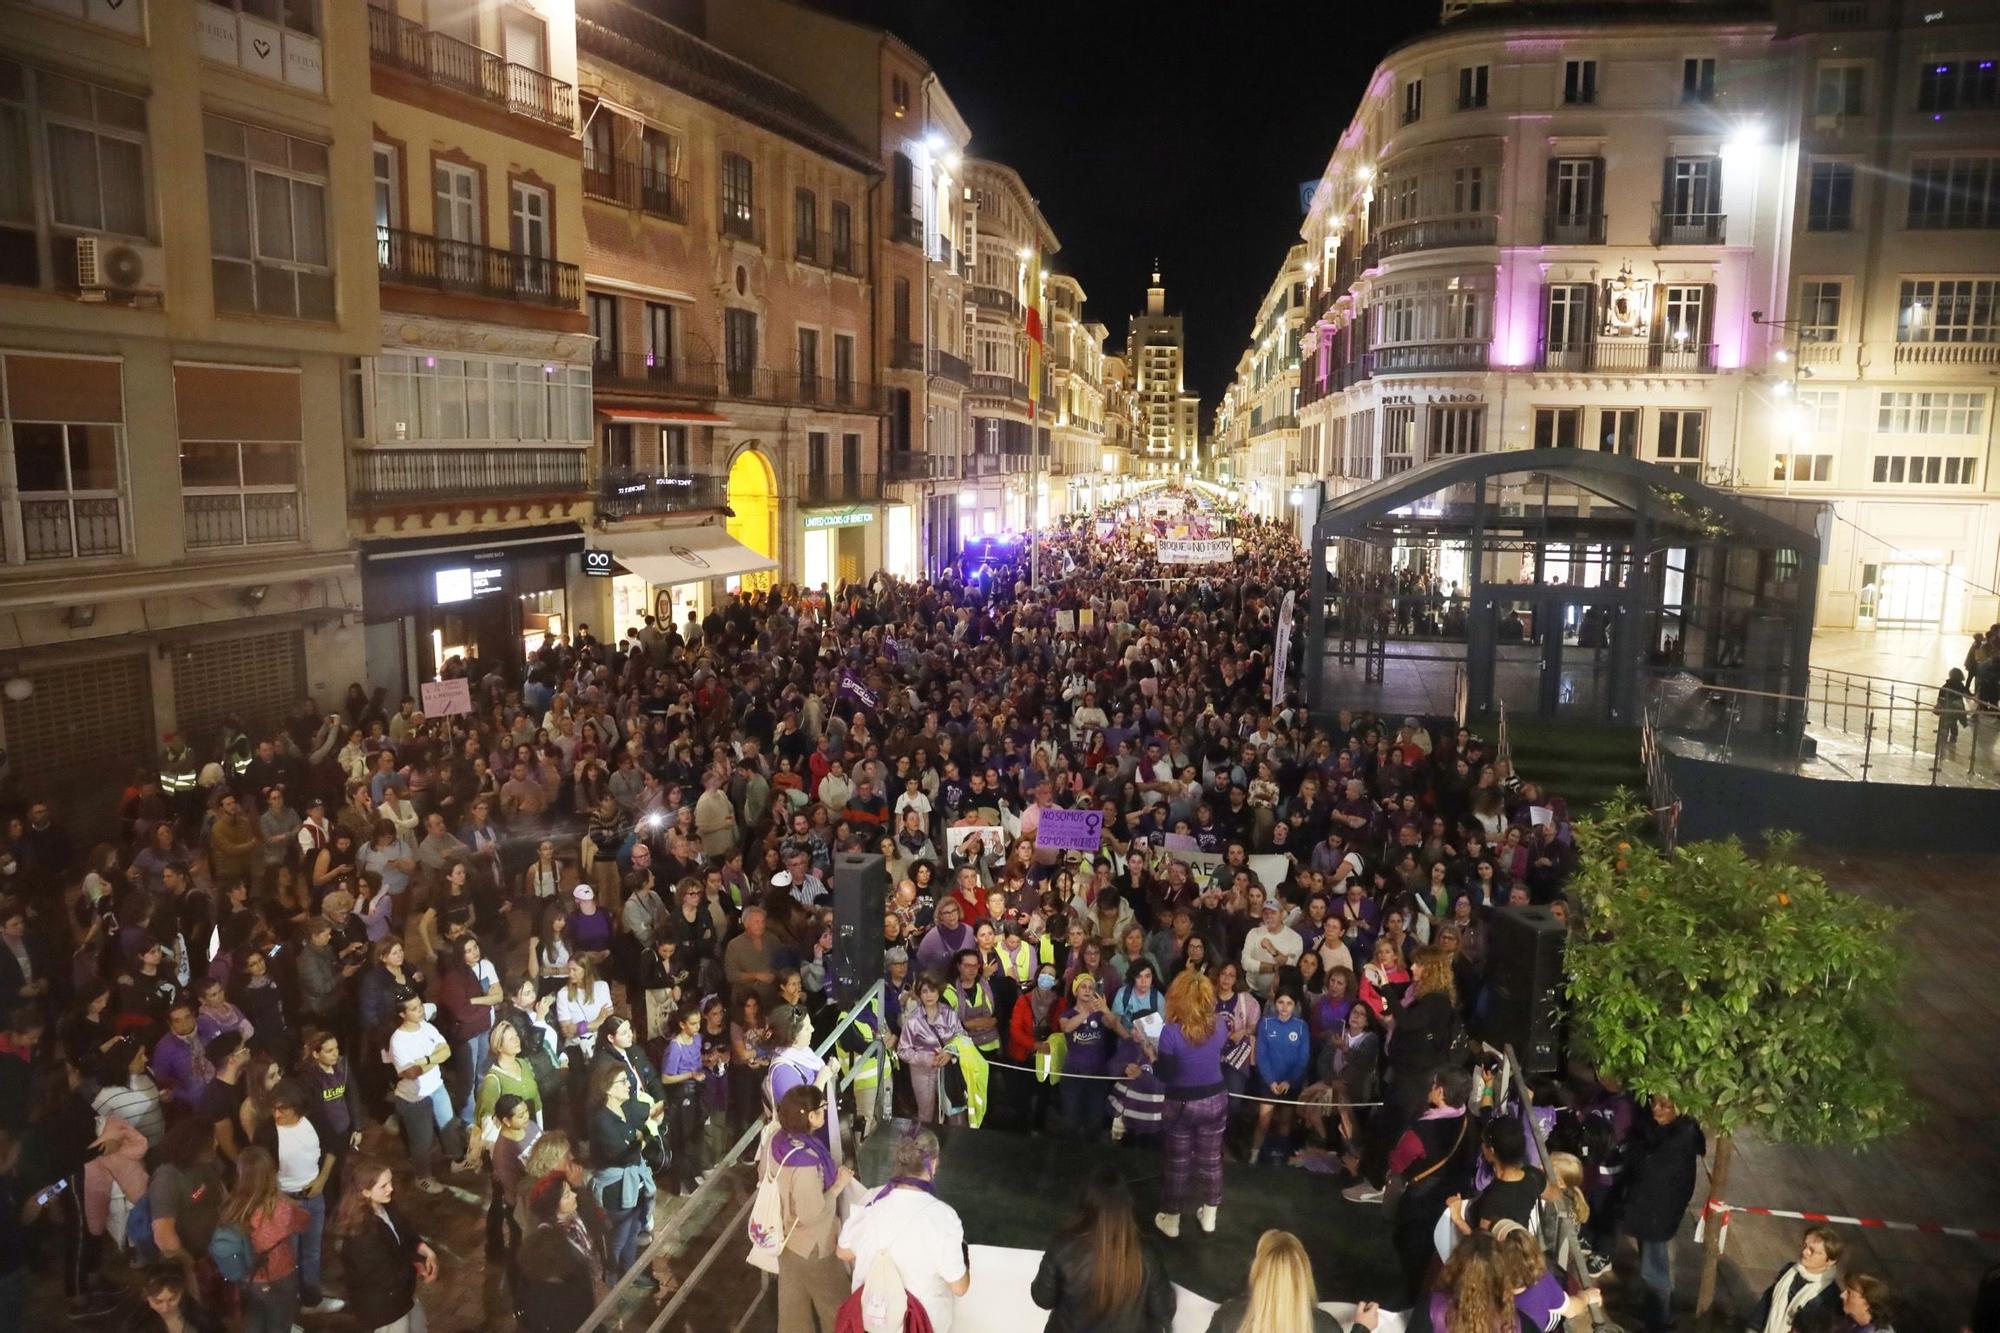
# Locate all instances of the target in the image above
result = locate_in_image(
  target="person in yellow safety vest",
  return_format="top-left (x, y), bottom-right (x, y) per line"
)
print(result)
top-left (221, 720), bottom-right (252, 779)
top-left (841, 948), bottom-right (908, 1132)
top-left (993, 920), bottom-right (1037, 991)
top-left (159, 731), bottom-right (201, 830)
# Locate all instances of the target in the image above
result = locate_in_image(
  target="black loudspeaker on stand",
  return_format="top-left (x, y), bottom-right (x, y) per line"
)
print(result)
top-left (832, 852), bottom-right (889, 1002)
top-left (1479, 905), bottom-right (1566, 1074)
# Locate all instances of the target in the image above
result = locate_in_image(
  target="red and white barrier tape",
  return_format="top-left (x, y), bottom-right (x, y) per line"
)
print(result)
top-left (1693, 1198), bottom-right (2000, 1255)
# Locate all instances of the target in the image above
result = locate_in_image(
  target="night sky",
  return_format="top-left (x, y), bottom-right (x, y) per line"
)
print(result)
top-left (808, 0), bottom-right (1436, 425)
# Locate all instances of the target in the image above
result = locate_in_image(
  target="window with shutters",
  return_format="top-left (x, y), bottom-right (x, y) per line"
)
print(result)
top-left (1597, 408), bottom-right (1639, 455)
top-left (1428, 405), bottom-right (1485, 456)
top-left (1664, 157), bottom-right (1721, 223)
top-left (1403, 79), bottom-right (1423, 125)
top-left (1815, 63), bottom-right (1866, 117)
top-left (1546, 158), bottom-right (1602, 242)
top-left (1897, 279), bottom-right (2000, 343)
top-left (1807, 161), bottom-right (1855, 230)
top-left (1682, 58), bottom-right (1717, 103)
top-left (1533, 407), bottom-right (1582, 449)
top-left (1799, 280), bottom-right (1845, 342)
top-left (1661, 285), bottom-right (1708, 347)
top-left (724, 308), bottom-right (757, 390)
top-left (1906, 157), bottom-right (2000, 229)
top-left (720, 152), bottom-right (755, 239)
top-left (1544, 284), bottom-right (1592, 357)
top-left (830, 201), bottom-right (853, 271)
top-left (1656, 409), bottom-right (1706, 475)
top-left (796, 326), bottom-right (819, 399)
top-left (1458, 65), bottom-right (1489, 109)
top-left (793, 188), bottom-right (817, 263)
top-left (1563, 59), bottom-right (1597, 105)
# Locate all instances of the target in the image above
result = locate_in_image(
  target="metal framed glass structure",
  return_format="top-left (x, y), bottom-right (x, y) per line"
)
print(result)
top-left (1304, 451), bottom-right (1823, 734)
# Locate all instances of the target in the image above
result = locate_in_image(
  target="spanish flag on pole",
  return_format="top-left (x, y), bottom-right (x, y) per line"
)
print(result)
top-left (1023, 247), bottom-right (1043, 425)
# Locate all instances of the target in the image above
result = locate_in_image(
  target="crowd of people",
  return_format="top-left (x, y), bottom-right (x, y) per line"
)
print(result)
top-left (0, 488), bottom-right (1933, 1333)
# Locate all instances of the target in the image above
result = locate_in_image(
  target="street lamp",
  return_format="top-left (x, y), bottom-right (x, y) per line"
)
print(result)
top-left (1751, 311), bottom-right (1821, 494)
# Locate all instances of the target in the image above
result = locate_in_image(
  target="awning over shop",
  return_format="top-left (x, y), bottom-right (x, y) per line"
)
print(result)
top-left (596, 524), bottom-right (777, 586)
top-left (596, 408), bottom-right (732, 425)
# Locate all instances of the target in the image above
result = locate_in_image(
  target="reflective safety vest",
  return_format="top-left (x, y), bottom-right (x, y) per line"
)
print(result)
top-left (994, 941), bottom-right (1036, 988)
top-left (1037, 1030), bottom-right (1068, 1085)
top-left (160, 747), bottom-right (198, 794)
top-left (943, 1034), bottom-right (989, 1127)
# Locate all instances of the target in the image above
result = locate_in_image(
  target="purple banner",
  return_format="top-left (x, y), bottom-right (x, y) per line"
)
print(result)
top-left (1034, 806), bottom-right (1104, 853)
top-left (839, 669), bottom-right (878, 710)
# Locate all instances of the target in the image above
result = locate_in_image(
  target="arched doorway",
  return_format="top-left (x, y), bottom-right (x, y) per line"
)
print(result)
top-left (726, 448), bottom-right (777, 593)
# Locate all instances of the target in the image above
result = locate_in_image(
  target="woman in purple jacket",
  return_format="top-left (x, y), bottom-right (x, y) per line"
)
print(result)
top-left (1139, 968), bottom-right (1230, 1238)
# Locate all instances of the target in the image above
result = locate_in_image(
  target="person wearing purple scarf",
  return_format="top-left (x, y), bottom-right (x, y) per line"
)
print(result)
top-left (764, 1007), bottom-right (840, 1166)
top-left (914, 896), bottom-right (975, 975)
top-left (766, 1083), bottom-right (851, 1329)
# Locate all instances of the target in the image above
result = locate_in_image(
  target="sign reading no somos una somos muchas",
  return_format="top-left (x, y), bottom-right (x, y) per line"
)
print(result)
top-left (1034, 806), bottom-right (1104, 853)
top-left (1156, 538), bottom-right (1234, 565)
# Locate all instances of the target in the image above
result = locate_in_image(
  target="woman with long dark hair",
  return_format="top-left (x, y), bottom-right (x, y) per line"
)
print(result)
top-left (1030, 1166), bottom-right (1175, 1332)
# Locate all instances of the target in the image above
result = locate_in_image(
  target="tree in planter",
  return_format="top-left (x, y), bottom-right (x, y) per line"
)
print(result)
top-left (1564, 793), bottom-right (1909, 1317)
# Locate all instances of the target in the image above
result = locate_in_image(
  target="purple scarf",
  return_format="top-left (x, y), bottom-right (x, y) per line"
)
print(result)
top-left (868, 1175), bottom-right (937, 1204)
top-left (775, 1130), bottom-right (837, 1190)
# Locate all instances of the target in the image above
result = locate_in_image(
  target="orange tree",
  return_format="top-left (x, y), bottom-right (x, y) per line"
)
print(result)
top-left (1563, 793), bottom-right (1909, 1314)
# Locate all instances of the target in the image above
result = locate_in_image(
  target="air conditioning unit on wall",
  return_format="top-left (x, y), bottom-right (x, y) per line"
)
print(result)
top-left (74, 234), bottom-right (166, 300)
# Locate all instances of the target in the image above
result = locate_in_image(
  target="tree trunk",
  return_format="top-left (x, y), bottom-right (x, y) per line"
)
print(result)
top-left (1695, 1131), bottom-right (1734, 1319)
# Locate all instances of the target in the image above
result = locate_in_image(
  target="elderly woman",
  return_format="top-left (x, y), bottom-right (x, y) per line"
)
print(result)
top-left (899, 973), bottom-right (965, 1126)
top-left (914, 896), bottom-right (975, 976)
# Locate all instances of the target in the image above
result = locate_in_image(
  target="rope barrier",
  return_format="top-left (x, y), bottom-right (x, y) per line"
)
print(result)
top-left (973, 1053), bottom-right (1383, 1108)
top-left (1694, 1199), bottom-right (2000, 1255)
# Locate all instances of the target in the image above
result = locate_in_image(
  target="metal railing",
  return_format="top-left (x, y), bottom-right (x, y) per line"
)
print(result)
top-left (889, 337), bottom-right (925, 371)
top-left (1640, 696), bottom-right (1682, 850)
top-left (1371, 341), bottom-right (1489, 374)
top-left (1377, 214), bottom-right (1497, 256)
top-left (366, 6), bottom-right (575, 130)
top-left (574, 979), bottom-right (890, 1333)
top-left (17, 495), bottom-right (122, 561)
top-left (798, 471), bottom-right (883, 505)
top-left (377, 227), bottom-right (582, 308)
top-left (182, 493), bottom-right (300, 548)
top-left (719, 208), bottom-right (763, 246)
top-left (1538, 339), bottom-right (1719, 374)
top-left (969, 371), bottom-right (1025, 400)
top-left (1647, 668), bottom-right (1999, 787)
top-left (1653, 206), bottom-right (1727, 245)
top-left (596, 467), bottom-right (728, 517)
top-left (891, 213), bottom-right (923, 247)
top-left (582, 161), bottom-right (689, 222)
top-left (348, 446), bottom-right (589, 505)
top-left (970, 284), bottom-right (1021, 319)
top-left (1543, 214), bottom-right (1607, 245)
top-left (592, 351), bottom-right (720, 396)
top-left (885, 450), bottom-right (955, 481)
top-left (930, 348), bottom-right (971, 385)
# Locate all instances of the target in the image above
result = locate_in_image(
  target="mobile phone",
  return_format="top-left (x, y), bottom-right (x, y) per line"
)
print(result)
top-left (35, 1178), bottom-right (70, 1205)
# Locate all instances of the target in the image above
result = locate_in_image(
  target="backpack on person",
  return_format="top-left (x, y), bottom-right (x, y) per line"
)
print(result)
top-left (208, 1222), bottom-right (257, 1282)
top-left (124, 1192), bottom-right (159, 1263)
top-left (744, 1122), bottom-right (792, 1274)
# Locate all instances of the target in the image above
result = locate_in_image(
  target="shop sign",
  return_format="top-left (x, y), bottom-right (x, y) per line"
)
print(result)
top-left (583, 549), bottom-right (614, 577)
top-left (434, 564), bottom-right (506, 604)
top-left (804, 509), bottom-right (872, 530)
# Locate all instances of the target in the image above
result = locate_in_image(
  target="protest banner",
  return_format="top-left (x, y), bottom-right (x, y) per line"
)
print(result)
top-left (1055, 610), bottom-right (1076, 632)
top-left (419, 678), bottom-right (472, 717)
top-left (1156, 538), bottom-right (1233, 565)
top-left (1271, 590), bottom-right (1296, 711)
top-left (838, 669), bottom-right (878, 710)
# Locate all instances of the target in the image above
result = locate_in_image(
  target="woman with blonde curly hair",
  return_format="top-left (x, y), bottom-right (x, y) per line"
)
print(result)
top-left (1138, 967), bottom-right (1230, 1238)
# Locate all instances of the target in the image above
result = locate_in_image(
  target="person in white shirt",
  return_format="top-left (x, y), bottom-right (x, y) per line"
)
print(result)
top-left (1240, 902), bottom-right (1304, 1000)
top-left (384, 993), bottom-right (463, 1191)
top-left (553, 957), bottom-right (613, 1058)
top-left (271, 1080), bottom-right (344, 1314)
top-left (837, 1127), bottom-right (969, 1333)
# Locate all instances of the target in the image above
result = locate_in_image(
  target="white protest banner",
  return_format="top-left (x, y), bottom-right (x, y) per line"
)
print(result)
top-left (420, 678), bottom-right (473, 717)
top-left (1271, 590), bottom-right (1297, 711)
top-left (1156, 538), bottom-right (1233, 565)
top-left (945, 824), bottom-right (1006, 862)
top-left (1055, 610), bottom-right (1076, 632)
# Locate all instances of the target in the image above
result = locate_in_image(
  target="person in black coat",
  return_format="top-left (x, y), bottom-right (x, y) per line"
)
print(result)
top-left (1351, 946), bottom-right (1459, 1193)
top-left (333, 1157), bottom-right (438, 1332)
top-left (1746, 1227), bottom-right (1847, 1333)
top-left (512, 1176), bottom-right (600, 1333)
top-left (1206, 1227), bottom-right (1378, 1333)
top-left (1616, 1093), bottom-right (1706, 1333)
top-left (1030, 1167), bottom-right (1176, 1333)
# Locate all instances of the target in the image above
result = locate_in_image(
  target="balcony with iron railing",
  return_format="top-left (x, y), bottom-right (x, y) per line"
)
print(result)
top-left (1377, 214), bottom-right (1498, 257)
top-left (892, 213), bottom-right (923, 247)
top-left (885, 450), bottom-right (957, 482)
top-left (367, 6), bottom-right (575, 130)
top-left (582, 161), bottom-right (688, 223)
top-left (1652, 207), bottom-right (1727, 245)
top-left (349, 447), bottom-right (589, 506)
top-left (12, 495), bottom-right (123, 562)
top-left (798, 471), bottom-right (884, 505)
top-left (720, 207), bottom-right (764, 247)
top-left (1537, 339), bottom-right (1718, 373)
top-left (1542, 213), bottom-right (1607, 245)
top-left (699, 363), bottom-right (884, 411)
top-left (596, 466), bottom-right (728, 518)
top-left (183, 493), bottom-right (301, 549)
top-left (889, 338), bottom-right (926, 372)
top-left (378, 228), bottom-right (581, 308)
top-left (592, 350), bottom-right (721, 397)
top-left (1371, 341), bottom-right (1489, 374)
top-left (930, 349), bottom-right (972, 386)
top-left (969, 371), bottom-right (1025, 401)
top-left (1251, 414), bottom-right (1300, 437)
top-left (791, 229), bottom-right (861, 276)
top-left (970, 285), bottom-right (1021, 319)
